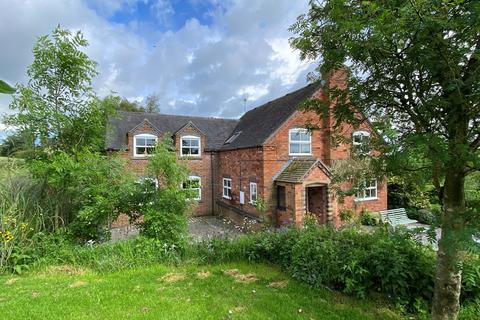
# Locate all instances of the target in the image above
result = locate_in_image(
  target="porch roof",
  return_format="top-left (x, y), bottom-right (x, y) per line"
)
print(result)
top-left (274, 158), bottom-right (332, 183)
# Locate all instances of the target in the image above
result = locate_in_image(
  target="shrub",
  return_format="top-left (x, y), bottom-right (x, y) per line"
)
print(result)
top-left (28, 149), bottom-right (138, 242)
top-left (31, 233), bottom-right (182, 272)
top-left (462, 255), bottom-right (480, 302)
top-left (406, 208), bottom-right (436, 225)
top-left (360, 209), bottom-right (377, 226)
top-left (128, 137), bottom-right (190, 249)
top-left (195, 226), bottom-right (452, 309)
top-left (339, 209), bottom-right (354, 223)
top-left (0, 162), bottom-right (47, 273)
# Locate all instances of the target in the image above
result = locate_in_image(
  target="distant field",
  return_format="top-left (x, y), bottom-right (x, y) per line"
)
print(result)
top-left (0, 262), bottom-right (403, 320)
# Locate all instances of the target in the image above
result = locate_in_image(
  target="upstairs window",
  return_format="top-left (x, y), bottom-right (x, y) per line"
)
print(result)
top-left (249, 182), bottom-right (257, 204)
top-left (356, 179), bottom-right (377, 201)
top-left (134, 134), bottom-right (157, 157)
top-left (181, 136), bottom-right (200, 157)
top-left (223, 178), bottom-right (232, 199)
top-left (352, 131), bottom-right (371, 155)
top-left (289, 128), bottom-right (311, 155)
top-left (183, 176), bottom-right (201, 200)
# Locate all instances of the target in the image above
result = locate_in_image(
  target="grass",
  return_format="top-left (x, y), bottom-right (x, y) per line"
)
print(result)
top-left (0, 262), bottom-right (403, 320)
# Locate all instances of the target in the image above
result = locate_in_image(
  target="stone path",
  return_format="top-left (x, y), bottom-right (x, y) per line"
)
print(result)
top-left (110, 215), bottom-right (242, 242)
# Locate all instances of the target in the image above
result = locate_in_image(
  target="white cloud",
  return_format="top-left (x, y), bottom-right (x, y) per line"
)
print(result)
top-left (0, 0), bottom-right (316, 122)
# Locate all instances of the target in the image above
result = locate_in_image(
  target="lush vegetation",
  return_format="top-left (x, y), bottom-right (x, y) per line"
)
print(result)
top-left (0, 225), bottom-right (478, 319)
top-left (290, 1), bottom-right (480, 318)
top-left (196, 225), bottom-right (479, 313)
top-left (0, 27), bottom-right (190, 274)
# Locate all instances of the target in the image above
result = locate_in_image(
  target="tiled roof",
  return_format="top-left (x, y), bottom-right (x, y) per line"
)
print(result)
top-left (106, 111), bottom-right (239, 151)
top-left (220, 82), bottom-right (322, 150)
top-left (275, 158), bottom-right (331, 183)
top-left (105, 82), bottom-right (322, 152)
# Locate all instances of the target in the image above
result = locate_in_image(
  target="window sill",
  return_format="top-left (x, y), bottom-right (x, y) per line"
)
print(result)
top-left (289, 153), bottom-right (312, 156)
top-left (355, 197), bottom-right (378, 202)
top-left (180, 156), bottom-right (202, 160)
top-left (132, 155), bottom-right (152, 159)
top-left (223, 196), bottom-right (232, 200)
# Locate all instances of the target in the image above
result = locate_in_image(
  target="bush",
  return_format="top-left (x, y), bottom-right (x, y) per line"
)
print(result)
top-left (194, 226), bottom-right (480, 310)
top-left (0, 162), bottom-right (47, 273)
top-left (31, 232), bottom-right (182, 273)
top-left (406, 208), bottom-right (436, 225)
top-left (28, 149), bottom-right (138, 241)
top-left (129, 137), bottom-right (191, 249)
top-left (359, 209), bottom-right (377, 226)
top-left (339, 209), bottom-right (354, 223)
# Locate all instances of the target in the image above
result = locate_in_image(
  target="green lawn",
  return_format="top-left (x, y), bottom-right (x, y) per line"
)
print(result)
top-left (0, 262), bottom-right (403, 320)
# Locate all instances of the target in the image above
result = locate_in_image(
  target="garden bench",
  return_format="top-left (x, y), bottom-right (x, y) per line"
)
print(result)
top-left (379, 208), bottom-right (418, 229)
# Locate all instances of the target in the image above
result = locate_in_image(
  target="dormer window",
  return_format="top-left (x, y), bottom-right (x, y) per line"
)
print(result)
top-left (352, 131), bottom-right (371, 155)
top-left (181, 136), bottom-right (200, 157)
top-left (134, 134), bottom-right (157, 157)
top-left (289, 128), bottom-right (311, 155)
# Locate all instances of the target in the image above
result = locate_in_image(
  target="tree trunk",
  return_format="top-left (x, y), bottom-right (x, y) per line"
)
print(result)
top-left (431, 167), bottom-right (465, 320)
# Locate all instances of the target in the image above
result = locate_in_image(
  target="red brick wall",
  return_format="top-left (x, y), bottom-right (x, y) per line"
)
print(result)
top-left (116, 120), bottom-right (215, 218)
top-left (216, 78), bottom-right (387, 226)
top-left (215, 147), bottom-right (264, 217)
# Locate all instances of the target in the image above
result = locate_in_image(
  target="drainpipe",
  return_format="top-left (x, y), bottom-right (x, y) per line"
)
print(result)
top-left (211, 151), bottom-right (215, 215)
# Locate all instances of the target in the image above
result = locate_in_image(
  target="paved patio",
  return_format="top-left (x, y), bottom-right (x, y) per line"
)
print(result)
top-left (110, 215), bottom-right (242, 242)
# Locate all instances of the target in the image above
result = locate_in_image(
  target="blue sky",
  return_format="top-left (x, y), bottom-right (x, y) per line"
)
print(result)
top-left (0, 0), bottom-right (316, 132)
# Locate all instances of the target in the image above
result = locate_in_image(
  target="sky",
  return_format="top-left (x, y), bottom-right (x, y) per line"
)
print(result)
top-left (0, 0), bottom-right (317, 128)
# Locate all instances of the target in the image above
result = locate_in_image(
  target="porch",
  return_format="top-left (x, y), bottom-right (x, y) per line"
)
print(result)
top-left (274, 158), bottom-right (334, 227)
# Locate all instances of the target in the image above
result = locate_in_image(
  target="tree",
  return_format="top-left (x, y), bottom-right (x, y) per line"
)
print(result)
top-left (4, 26), bottom-right (108, 153)
top-left (133, 136), bottom-right (191, 246)
top-left (143, 93), bottom-right (161, 113)
top-left (290, 1), bottom-right (479, 319)
top-left (116, 96), bottom-right (144, 112)
top-left (0, 131), bottom-right (34, 158)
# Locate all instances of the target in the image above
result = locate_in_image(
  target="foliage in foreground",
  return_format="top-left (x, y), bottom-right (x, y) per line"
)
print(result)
top-left (195, 226), bottom-right (480, 313)
top-left (126, 137), bottom-right (191, 248)
top-left (290, 1), bottom-right (480, 318)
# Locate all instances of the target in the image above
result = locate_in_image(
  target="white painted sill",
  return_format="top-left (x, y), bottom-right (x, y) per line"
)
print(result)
top-left (355, 197), bottom-right (379, 202)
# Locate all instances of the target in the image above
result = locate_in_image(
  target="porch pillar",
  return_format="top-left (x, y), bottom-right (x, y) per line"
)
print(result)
top-left (326, 185), bottom-right (334, 225)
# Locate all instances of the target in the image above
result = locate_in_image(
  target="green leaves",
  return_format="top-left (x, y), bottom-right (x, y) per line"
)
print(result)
top-left (6, 26), bottom-right (103, 154)
top-left (0, 80), bottom-right (15, 94)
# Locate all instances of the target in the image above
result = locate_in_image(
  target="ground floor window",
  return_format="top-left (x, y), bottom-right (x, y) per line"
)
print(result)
top-left (223, 178), bottom-right (232, 199)
top-left (249, 182), bottom-right (257, 204)
top-left (277, 185), bottom-right (286, 210)
top-left (356, 179), bottom-right (377, 200)
top-left (183, 176), bottom-right (201, 200)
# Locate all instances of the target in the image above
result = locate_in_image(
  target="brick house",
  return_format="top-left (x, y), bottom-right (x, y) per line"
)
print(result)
top-left (106, 72), bottom-right (387, 228)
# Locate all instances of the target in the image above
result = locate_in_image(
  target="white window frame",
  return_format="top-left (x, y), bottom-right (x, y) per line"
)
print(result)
top-left (288, 128), bottom-right (312, 156)
top-left (249, 182), bottom-right (257, 204)
top-left (180, 135), bottom-right (201, 157)
top-left (222, 178), bottom-right (232, 199)
top-left (183, 175), bottom-right (201, 201)
top-left (356, 179), bottom-right (378, 201)
top-left (133, 134), bottom-right (157, 157)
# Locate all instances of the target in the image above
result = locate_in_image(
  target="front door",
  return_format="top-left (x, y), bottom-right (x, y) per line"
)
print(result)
top-left (307, 186), bottom-right (327, 224)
